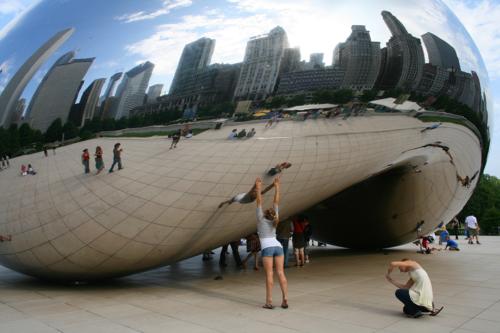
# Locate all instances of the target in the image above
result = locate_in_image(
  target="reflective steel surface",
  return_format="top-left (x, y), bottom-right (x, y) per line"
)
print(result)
top-left (0, 0), bottom-right (492, 280)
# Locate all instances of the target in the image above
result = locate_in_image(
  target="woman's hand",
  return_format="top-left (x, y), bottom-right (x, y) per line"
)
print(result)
top-left (255, 177), bottom-right (262, 190)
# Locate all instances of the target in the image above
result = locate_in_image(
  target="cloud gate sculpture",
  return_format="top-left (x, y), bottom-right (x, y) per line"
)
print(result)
top-left (0, 0), bottom-right (491, 280)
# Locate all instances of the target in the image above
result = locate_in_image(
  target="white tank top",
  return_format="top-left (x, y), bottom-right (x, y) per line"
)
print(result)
top-left (409, 268), bottom-right (434, 310)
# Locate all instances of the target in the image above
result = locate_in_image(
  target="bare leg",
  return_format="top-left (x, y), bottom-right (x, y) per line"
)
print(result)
top-left (294, 248), bottom-right (299, 266)
top-left (253, 252), bottom-right (259, 270)
top-left (299, 248), bottom-right (305, 266)
top-left (262, 256), bottom-right (274, 306)
top-left (218, 199), bottom-right (233, 209)
top-left (274, 255), bottom-right (288, 308)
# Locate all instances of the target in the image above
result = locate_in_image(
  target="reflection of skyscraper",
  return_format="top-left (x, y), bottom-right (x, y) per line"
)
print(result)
top-left (279, 48), bottom-right (302, 75)
top-left (0, 28), bottom-right (74, 128)
top-left (421, 33), bottom-right (460, 70)
top-left (112, 61), bottom-right (154, 119)
top-left (234, 26), bottom-right (289, 100)
top-left (376, 11), bottom-right (424, 91)
top-left (79, 78), bottom-right (106, 126)
top-left (308, 53), bottom-right (325, 69)
top-left (99, 72), bottom-right (122, 119)
top-left (28, 52), bottom-right (94, 132)
top-left (147, 84), bottom-right (163, 103)
top-left (170, 38), bottom-right (215, 95)
top-left (334, 25), bottom-right (381, 91)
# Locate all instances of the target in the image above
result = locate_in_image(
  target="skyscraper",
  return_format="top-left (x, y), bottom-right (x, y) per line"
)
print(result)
top-left (112, 61), bottom-right (154, 119)
top-left (99, 72), bottom-right (122, 119)
top-left (0, 28), bottom-right (74, 128)
top-left (376, 11), bottom-right (424, 91)
top-left (308, 53), bottom-right (325, 69)
top-left (147, 84), bottom-right (164, 103)
top-left (28, 52), bottom-right (94, 132)
top-left (234, 26), bottom-right (289, 100)
top-left (334, 25), bottom-right (381, 91)
top-left (79, 78), bottom-right (106, 126)
top-left (170, 38), bottom-right (215, 95)
top-left (279, 48), bottom-right (302, 75)
top-left (421, 32), bottom-right (460, 70)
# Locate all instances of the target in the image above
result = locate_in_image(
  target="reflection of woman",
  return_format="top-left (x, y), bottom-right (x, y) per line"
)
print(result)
top-left (95, 146), bottom-right (104, 174)
top-left (255, 177), bottom-right (288, 309)
top-left (386, 259), bottom-right (443, 318)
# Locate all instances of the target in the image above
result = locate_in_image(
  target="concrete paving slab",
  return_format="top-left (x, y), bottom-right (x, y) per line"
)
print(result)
top-left (1, 236), bottom-right (500, 332)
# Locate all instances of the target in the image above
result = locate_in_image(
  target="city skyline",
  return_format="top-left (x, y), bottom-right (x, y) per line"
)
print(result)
top-left (0, 0), bottom-right (495, 174)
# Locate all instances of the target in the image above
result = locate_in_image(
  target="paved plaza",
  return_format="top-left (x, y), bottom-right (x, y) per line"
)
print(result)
top-left (0, 237), bottom-right (499, 332)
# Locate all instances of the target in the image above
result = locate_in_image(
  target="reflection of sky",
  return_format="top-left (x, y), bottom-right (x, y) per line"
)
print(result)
top-left (0, 0), bottom-right (495, 172)
top-left (0, 0), bottom-right (489, 101)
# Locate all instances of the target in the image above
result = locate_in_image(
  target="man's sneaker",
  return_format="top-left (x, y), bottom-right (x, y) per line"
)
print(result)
top-left (477, 241), bottom-right (481, 245)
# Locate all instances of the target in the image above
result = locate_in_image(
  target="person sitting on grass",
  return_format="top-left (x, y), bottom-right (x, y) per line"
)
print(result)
top-left (386, 259), bottom-right (443, 318)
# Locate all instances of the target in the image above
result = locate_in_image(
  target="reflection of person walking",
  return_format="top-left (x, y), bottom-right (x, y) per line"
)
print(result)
top-left (386, 259), bottom-right (443, 318)
top-left (43, 147), bottom-right (48, 157)
top-left (81, 149), bottom-right (90, 174)
top-left (109, 143), bottom-right (123, 173)
top-left (52, 146), bottom-right (56, 155)
top-left (219, 240), bottom-right (243, 268)
top-left (95, 146), bottom-right (104, 174)
top-left (170, 130), bottom-right (181, 149)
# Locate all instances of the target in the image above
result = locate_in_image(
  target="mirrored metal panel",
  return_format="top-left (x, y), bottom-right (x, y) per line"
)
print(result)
top-left (0, 0), bottom-right (491, 280)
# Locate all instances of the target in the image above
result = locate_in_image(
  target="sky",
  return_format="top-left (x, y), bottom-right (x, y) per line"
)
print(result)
top-left (0, 0), bottom-right (498, 176)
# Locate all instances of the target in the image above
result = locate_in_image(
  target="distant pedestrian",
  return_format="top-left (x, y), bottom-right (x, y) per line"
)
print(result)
top-left (386, 259), bottom-right (443, 318)
top-left (465, 215), bottom-right (480, 244)
top-left (170, 130), bottom-right (181, 149)
top-left (95, 146), bottom-right (104, 174)
top-left (52, 146), bottom-right (56, 155)
top-left (420, 123), bottom-right (442, 133)
top-left (236, 129), bottom-right (247, 138)
top-left (27, 164), bottom-right (36, 175)
top-left (292, 215), bottom-right (306, 267)
top-left (109, 143), bottom-right (123, 173)
top-left (20, 164), bottom-right (27, 176)
top-left (450, 217), bottom-right (460, 240)
top-left (81, 149), bottom-right (90, 174)
top-left (276, 218), bottom-right (292, 268)
top-left (43, 147), bottom-right (48, 157)
top-left (219, 240), bottom-right (243, 268)
top-left (0, 234), bottom-right (12, 242)
top-left (255, 176), bottom-right (288, 309)
top-left (303, 217), bottom-right (312, 263)
top-left (0, 156), bottom-right (5, 169)
top-left (4, 154), bottom-right (9, 167)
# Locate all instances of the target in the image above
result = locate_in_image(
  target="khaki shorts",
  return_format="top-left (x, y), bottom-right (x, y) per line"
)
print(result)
top-left (469, 228), bottom-right (478, 236)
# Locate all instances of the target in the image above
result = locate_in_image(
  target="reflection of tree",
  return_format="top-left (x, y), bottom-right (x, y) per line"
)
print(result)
top-left (459, 174), bottom-right (500, 235)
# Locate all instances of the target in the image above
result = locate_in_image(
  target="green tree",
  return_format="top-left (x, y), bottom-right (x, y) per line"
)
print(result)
top-left (62, 121), bottom-right (79, 140)
top-left (18, 123), bottom-right (34, 147)
top-left (44, 118), bottom-right (63, 143)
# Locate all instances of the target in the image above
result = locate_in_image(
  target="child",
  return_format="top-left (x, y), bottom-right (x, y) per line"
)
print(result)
top-left (445, 236), bottom-right (460, 251)
top-left (242, 233), bottom-right (261, 270)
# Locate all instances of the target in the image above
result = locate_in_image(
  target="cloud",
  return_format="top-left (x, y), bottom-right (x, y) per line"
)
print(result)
top-left (0, 0), bottom-right (40, 40)
top-left (116, 0), bottom-right (192, 23)
top-left (444, 0), bottom-right (500, 79)
top-left (0, 0), bottom-right (25, 15)
top-left (0, 58), bottom-right (13, 92)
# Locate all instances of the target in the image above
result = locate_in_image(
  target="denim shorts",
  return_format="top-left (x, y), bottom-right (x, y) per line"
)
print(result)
top-left (261, 246), bottom-right (284, 257)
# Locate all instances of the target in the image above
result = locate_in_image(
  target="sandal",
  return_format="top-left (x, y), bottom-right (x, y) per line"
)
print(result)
top-left (430, 306), bottom-right (444, 316)
top-left (281, 300), bottom-right (288, 309)
top-left (262, 304), bottom-right (274, 309)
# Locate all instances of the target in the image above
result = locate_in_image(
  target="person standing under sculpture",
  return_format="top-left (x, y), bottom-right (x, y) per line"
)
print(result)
top-left (276, 218), bottom-right (292, 268)
top-left (292, 215), bottom-right (306, 267)
top-left (95, 146), bottom-right (104, 174)
top-left (465, 215), bottom-right (480, 244)
top-left (81, 149), bottom-right (90, 174)
top-left (386, 259), bottom-right (443, 318)
top-left (255, 176), bottom-right (288, 309)
top-left (242, 233), bottom-right (261, 270)
top-left (219, 240), bottom-right (243, 268)
top-left (109, 143), bottom-right (123, 173)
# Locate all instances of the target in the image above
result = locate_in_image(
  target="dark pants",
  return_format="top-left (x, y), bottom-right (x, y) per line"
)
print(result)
top-left (109, 158), bottom-right (122, 172)
top-left (220, 241), bottom-right (242, 267)
top-left (453, 226), bottom-right (459, 240)
top-left (395, 289), bottom-right (429, 317)
top-left (83, 160), bottom-right (90, 174)
top-left (277, 238), bottom-right (289, 267)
